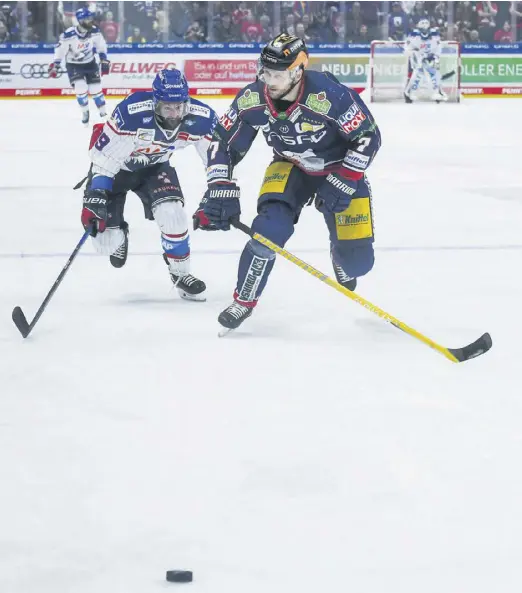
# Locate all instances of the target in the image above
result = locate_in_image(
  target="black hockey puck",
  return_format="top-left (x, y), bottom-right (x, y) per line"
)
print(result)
top-left (166, 570), bottom-right (193, 583)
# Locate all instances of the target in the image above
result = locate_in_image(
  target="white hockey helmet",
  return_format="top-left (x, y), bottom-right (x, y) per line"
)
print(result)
top-left (417, 18), bottom-right (430, 36)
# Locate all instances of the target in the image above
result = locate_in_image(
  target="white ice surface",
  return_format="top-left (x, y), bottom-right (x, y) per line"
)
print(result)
top-left (0, 97), bottom-right (521, 593)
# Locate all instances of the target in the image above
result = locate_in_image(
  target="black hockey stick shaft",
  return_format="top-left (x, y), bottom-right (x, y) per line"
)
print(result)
top-left (12, 227), bottom-right (92, 338)
top-left (231, 220), bottom-right (492, 363)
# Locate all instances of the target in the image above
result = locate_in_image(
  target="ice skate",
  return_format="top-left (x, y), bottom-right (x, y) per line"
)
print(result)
top-left (218, 301), bottom-right (253, 335)
top-left (163, 254), bottom-right (206, 301)
top-left (109, 223), bottom-right (129, 268)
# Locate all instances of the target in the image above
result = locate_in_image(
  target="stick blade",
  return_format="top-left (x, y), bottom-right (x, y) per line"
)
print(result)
top-left (448, 332), bottom-right (492, 362)
top-left (12, 306), bottom-right (31, 338)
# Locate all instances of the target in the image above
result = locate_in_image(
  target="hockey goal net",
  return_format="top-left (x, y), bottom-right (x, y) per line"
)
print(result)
top-left (369, 40), bottom-right (460, 102)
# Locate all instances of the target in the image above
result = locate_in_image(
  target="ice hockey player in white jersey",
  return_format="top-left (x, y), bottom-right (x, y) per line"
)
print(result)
top-left (80, 69), bottom-right (217, 301)
top-left (49, 8), bottom-right (110, 125)
top-left (403, 19), bottom-right (447, 103)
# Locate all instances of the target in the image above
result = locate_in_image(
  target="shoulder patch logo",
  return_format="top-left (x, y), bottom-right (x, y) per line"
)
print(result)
top-left (189, 104), bottom-right (211, 118)
top-left (237, 89), bottom-right (260, 111)
top-left (338, 102), bottom-right (366, 134)
top-left (219, 106), bottom-right (238, 131)
top-left (305, 92), bottom-right (332, 115)
top-left (110, 107), bottom-right (124, 129)
top-left (128, 100), bottom-right (153, 115)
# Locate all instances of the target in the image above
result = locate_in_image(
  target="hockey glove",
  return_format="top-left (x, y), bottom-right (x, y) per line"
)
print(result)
top-left (48, 62), bottom-right (60, 78)
top-left (192, 208), bottom-right (219, 231)
top-left (315, 172), bottom-right (356, 214)
top-left (82, 188), bottom-right (108, 237)
top-left (200, 182), bottom-right (241, 231)
top-left (100, 59), bottom-right (110, 76)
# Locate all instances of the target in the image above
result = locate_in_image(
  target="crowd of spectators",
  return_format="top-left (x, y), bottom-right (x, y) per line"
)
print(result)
top-left (0, 1), bottom-right (520, 44)
top-left (387, 1), bottom-right (521, 42)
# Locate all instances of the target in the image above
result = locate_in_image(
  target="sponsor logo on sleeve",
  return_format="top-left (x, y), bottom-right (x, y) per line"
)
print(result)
top-left (344, 150), bottom-right (370, 170)
top-left (304, 91), bottom-right (332, 115)
top-left (127, 100), bottom-right (153, 115)
top-left (237, 89), bottom-right (260, 111)
top-left (338, 102), bottom-right (366, 134)
top-left (219, 107), bottom-right (238, 131)
top-left (206, 164), bottom-right (229, 181)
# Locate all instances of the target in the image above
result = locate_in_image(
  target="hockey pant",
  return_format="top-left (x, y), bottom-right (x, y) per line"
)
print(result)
top-left (234, 161), bottom-right (375, 307)
top-left (66, 60), bottom-right (106, 113)
top-left (87, 162), bottom-right (190, 276)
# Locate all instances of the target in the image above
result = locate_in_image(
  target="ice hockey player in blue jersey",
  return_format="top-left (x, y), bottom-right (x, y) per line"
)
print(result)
top-left (81, 69), bottom-right (217, 301)
top-left (50, 8), bottom-right (110, 125)
top-left (403, 19), bottom-right (447, 103)
top-left (193, 33), bottom-right (381, 330)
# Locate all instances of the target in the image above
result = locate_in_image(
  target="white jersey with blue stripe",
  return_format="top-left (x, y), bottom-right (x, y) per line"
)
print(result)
top-left (405, 28), bottom-right (441, 60)
top-left (89, 92), bottom-right (218, 189)
top-left (53, 26), bottom-right (108, 65)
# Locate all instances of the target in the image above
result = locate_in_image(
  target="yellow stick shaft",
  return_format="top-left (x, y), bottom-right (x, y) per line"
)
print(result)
top-left (248, 228), bottom-right (459, 363)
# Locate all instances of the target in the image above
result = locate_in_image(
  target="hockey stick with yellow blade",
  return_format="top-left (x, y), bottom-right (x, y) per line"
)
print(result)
top-left (232, 220), bottom-right (492, 363)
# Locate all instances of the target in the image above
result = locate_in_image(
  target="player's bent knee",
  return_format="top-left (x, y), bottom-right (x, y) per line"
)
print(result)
top-left (247, 238), bottom-right (274, 260)
top-left (153, 199), bottom-right (187, 235)
top-left (252, 201), bottom-right (295, 248)
top-left (334, 243), bottom-right (375, 277)
top-left (92, 227), bottom-right (125, 255)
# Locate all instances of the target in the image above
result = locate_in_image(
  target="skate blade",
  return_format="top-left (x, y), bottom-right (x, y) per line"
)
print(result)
top-left (178, 289), bottom-right (206, 302)
top-left (218, 327), bottom-right (234, 338)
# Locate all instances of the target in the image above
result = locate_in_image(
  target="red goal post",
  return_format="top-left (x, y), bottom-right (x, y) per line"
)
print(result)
top-left (369, 40), bottom-right (461, 102)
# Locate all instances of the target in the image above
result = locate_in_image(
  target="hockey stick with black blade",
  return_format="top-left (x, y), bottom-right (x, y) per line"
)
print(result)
top-left (12, 227), bottom-right (92, 338)
top-left (231, 220), bottom-right (492, 363)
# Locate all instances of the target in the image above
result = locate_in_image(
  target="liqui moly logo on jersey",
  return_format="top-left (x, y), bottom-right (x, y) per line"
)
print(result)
top-left (219, 107), bottom-right (238, 131)
top-left (338, 102), bottom-right (366, 134)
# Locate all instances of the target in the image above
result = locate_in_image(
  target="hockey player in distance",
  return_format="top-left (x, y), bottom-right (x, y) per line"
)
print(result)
top-left (81, 69), bottom-right (217, 302)
top-left (403, 18), bottom-right (447, 103)
top-left (49, 8), bottom-right (110, 125)
top-left (193, 33), bottom-right (381, 330)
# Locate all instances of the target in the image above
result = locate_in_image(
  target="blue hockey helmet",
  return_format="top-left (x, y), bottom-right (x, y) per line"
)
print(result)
top-left (76, 7), bottom-right (95, 30)
top-left (152, 69), bottom-right (190, 130)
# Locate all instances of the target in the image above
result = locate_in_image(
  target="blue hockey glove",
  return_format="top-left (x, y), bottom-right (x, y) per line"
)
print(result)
top-left (200, 182), bottom-right (241, 231)
top-left (315, 172), bottom-right (356, 214)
